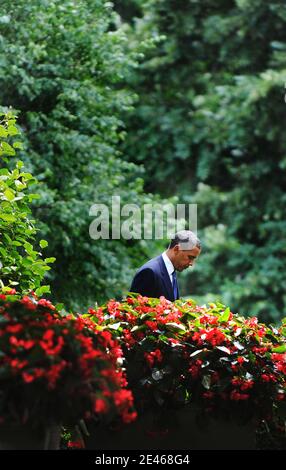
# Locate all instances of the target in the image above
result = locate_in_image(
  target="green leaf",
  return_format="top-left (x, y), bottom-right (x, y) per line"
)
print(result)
top-left (248, 352), bottom-right (256, 363)
top-left (0, 127), bottom-right (8, 138)
top-left (107, 322), bottom-right (122, 330)
top-left (131, 325), bottom-right (146, 333)
top-left (7, 125), bottom-right (19, 136)
top-left (39, 240), bottom-right (48, 249)
top-left (272, 345), bottom-right (286, 353)
top-left (13, 142), bottom-right (23, 149)
top-left (165, 322), bottom-right (187, 332)
top-left (190, 349), bottom-right (209, 358)
top-left (24, 242), bottom-right (35, 256)
top-left (55, 303), bottom-right (65, 311)
top-left (44, 257), bottom-right (56, 263)
top-left (0, 213), bottom-right (16, 222)
top-left (27, 194), bottom-right (40, 201)
top-left (14, 180), bottom-right (26, 190)
top-left (4, 188), bottom-right (15, 201)
top-left (218, 307), bottom-right (231, 323)
top-left (16, 161), bottom-right (24, 169)
top-left (233, 341), bottom-right (244, 351)
top-left (216, 346), bottom-right (231, 355)
top-left (19, 172), bottom-right (34, 181)
top-left (35, 285), bottom-right (51, 296)
top-left (1, 142), bottom-right (16, 156)
top-left (202, 375), bottom-right (211, 389)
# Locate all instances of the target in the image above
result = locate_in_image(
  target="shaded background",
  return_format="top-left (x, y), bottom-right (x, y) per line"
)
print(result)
top-left (0, 0), bottom-right (285, 322)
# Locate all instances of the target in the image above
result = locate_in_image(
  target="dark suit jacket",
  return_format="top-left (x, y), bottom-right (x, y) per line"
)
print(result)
top-left (130, 255), bottom-right (179, 301)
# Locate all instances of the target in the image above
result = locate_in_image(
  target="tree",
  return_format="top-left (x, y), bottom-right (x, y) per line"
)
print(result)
top-left (0, 110), bottom-right (53, 295)
top-left (0, 0), bottom-right (164, 309)
top-left (116, 0), bottom-right (286, 322)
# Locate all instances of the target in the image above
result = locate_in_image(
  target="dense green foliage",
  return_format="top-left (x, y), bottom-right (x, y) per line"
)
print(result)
top-left (115, 0), bottom-right (286, 322)
top-left (0, 112), bottom-right (53, 295)
top-left (0, 0), bottom-right (163, 309)
top-left (1, 0), bottom-right (285, 321)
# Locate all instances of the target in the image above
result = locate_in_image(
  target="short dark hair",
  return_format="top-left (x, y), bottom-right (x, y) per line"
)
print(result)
top-left (169, 230), bottom-right (201, 250)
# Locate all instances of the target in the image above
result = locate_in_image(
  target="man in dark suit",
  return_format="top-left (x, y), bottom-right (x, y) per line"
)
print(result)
top-left (130, 230), bottom-right (201, 301)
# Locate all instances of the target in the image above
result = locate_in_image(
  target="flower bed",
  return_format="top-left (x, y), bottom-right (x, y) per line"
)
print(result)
top-left (85, 295), bottom-right (286, 446)
top-left (0, 290), bottom-right (136, 440)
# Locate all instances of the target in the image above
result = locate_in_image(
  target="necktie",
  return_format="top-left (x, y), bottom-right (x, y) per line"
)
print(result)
top-left (172, 270), bottom-right (178, 300)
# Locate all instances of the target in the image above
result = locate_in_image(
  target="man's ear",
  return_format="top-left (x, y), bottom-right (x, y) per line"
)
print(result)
top-left (173, 244), bottom-right (180, 253)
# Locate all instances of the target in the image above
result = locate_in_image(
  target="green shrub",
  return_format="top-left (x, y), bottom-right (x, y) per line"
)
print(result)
top-left (0, 111), bottom-right (54, 295)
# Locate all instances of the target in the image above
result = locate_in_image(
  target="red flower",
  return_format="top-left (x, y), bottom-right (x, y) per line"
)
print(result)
top-left (272, 353), bottom-right (286, 362)
top-left (153, 349), bottom-right (163, 362)
top-left (144, 348), bottom-right (163, 367)
top-left (252, 346), bottom-right (269, 354)
top-left (123, 329), bottom-right (136, 348)
top-left (145, 320), bottom-right (158, 331)
top-left (94, 398), bottom-right (109, 414)
top-left (6, 324), bottom-right (23, 334)
top-left (33, 368), bottom-right (45, 379)
top-left (22, 372), bottom-right (35, 383)
top-left (10, 359), bottom-right (28, 370)
top-left (271, 353), bottom-right (286, 375)
top-left (245, 317), bottom-right (258, 327)
top-left (9, 336), bottom-right (20, 347)
top-left (9, 336), bottom-right (35, 350)
top-left (7, 289), bottom-right (17, 295)
top-left (82, 295), bottom-right (286, 424)
top-left (137, 295), bottom-right (150, 304)
top-left (231, 377), bottom-right (254, 390)
top-left (46, 361), bottom-right (67, 389)
top-left (22, 339), bottom-right (35, 350)
top-left (113, 389), bottom-right (134, 408)
top-left (43, 329), bottom-right (55, 341)
top-left (38, 299), bottom-right (55, 310)
top-left (205, 328), bottom-right (226, 346)
top-left (199, 315), bottom-right (218, 325)
top-left (167, 338), bottom-right (180, 345)
top-left (237, 356), bottom-right (245, 364)
top-left (261, 373), bottom-right (277, 383)
top-left (276, 392), bottom-right (285, 401)
top-left (192, 330), bottom-right (206, 346)
top-left (188, 359), bottom-right (203, 379)
top-left (39, 333), bottom-right (64, 356)
top-left (276, 362), bottom-right (286, 374)
top-left (99, 330), bottom-right (115, 348)
top-left (230, 390), bottom-right (249, 401)
top-left (0, 294), bottom-right (137, 429)
top-left (144, 352), bottom-right (154, 367)
top-left (241, 380), bottom-right (254, 391)
top-left (88, 308), bottom-right (96, 315)
top-left (107, 300), bottom-right (121, 316)
top-left (257, 327), bottom-right (266, 337)
top-left (67, 440), bottom-right (84, 449)
top-left (20, 296), bottom-right (37, 310)
top-left (122, 410), bottom-right (137, 424)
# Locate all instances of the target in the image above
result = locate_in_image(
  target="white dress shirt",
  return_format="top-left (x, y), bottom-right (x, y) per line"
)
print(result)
top-left (162, 251), bottom-right (175, 285)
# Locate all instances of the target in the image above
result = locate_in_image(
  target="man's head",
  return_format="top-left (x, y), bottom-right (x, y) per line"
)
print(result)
top-left (167, 230), bottom-right (201, 272)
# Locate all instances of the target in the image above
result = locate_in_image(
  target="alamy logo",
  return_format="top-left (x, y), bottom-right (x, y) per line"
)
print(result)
top-left (89, 196), bottom-right (197, 240)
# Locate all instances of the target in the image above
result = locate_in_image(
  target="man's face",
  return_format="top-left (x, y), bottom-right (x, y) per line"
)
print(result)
top-left (172, 245), bottom-right (201, 272)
